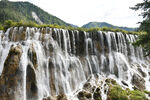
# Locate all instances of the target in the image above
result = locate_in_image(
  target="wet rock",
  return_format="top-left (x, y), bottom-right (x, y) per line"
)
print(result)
top-left (121, 81), bottom-right (128, 87)
top-left (141, 64), bottom-right (147, 68)
top-left (49, 58), bottom-right (56, 95)
top-left (75, 31), bottom-right (86, 56)
top-left (42, 94), bottom-right (67, 100)
top-left (9, 27), bottom-right (26, 41)
top-left (105, 78), bottom-right (117, 85)
top-left (93, 91), bottom-right (101, 100)
top-left (83, 82), bottom-right (92, 91)
top-left (52, 29), bottom-right (57, 41)
top-left (0, 45), bottom-right (22, 100)
top-left (42, 96), bottom-right (56, 100)
top-left (132, 73), bottom-right (145, 90)
top-left (113, 64), bottom-right (119, 78)
top-left (57, 94), bottom-right (67, 100)
top-left (137, 68), bottom-right (146, 77)
top-left (77, 91), bottom-right (92, 100)
top-left (148, 72), bottom-right (150, 76)
top-left (26, 64), bottom-right (38, 100)
top-left (28, 44), bottom-right (38, 69)
top-left (95, 41), bottom-right (102, 53)
top-left (93, 87), bottom-right (101, 100)
top-left (42, 96), bottom-right (51, 100)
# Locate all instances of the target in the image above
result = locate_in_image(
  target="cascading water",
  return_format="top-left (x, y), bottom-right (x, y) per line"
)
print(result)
top-left (0, 27), bottom-right (150, 100)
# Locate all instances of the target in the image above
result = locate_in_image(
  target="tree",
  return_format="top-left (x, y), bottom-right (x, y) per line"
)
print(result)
top-left (131, 0), bottom-right (150, 56)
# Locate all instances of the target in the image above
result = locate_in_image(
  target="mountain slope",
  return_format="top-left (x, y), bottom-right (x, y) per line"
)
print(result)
top-left (82, 22), bottom-right (137, 31)
top-left (0, 0), bottom-right (70, 26)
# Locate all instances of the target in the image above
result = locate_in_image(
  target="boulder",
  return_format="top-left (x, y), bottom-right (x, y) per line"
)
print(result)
top-left (57, 94), bottom-right (67, 100)
top-left (0, 45), bottom-right (22, 100)
top-left (132, 73), bottom-right (145, 90)
top-left (121, 81), bottom-right (128, 87)
top-left (83, 82), bottom-right (92, 92)
top-left (93, 87), bottom-right (102, 100)
top-left (137, 68), bottom-right (146, 78)
top-left (42, 94), bottom-right (67, 100)
top-left (77, 91), bottom-right (92, 100)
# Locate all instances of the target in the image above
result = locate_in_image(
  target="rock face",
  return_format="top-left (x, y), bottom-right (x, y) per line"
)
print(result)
top-left (132, 73), bottom-right (145, 90)
top-left (28, 45), bottom-right (38, 69)
top-left (9, 27), bottom-right (26, 41)
top-left (0, 45), bottom-right (22, 100)
top-left (26, 64), bottom-right (38, 100)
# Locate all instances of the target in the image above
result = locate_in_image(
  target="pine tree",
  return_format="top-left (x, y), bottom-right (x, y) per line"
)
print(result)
top-left (131, 0), bottom-right (150, 56)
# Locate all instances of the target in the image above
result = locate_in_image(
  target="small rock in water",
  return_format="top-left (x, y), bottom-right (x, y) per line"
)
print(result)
top-left (77, 91), bottom-right (92, 100)
top-left (132, 73), bottom-right (145, 90)
top-left (121, 81), bottom-right (128, 87)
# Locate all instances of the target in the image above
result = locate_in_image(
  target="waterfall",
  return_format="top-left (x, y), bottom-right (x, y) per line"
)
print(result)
top-left (0, 27), bottom-right (150, 100)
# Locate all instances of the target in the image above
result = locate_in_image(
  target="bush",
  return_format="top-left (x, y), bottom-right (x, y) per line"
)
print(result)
top-left (0, 24), bottom-right (4, 30)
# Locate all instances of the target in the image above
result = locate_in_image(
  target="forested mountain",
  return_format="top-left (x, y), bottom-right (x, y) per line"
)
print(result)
top-left (82, 22), bottom-right (136, 31)
top-left (0, 0), bottom-right (70, 26)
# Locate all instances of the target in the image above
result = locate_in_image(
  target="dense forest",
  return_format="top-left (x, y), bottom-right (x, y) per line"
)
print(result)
top-left (0, 0), bottom-right (70, 26)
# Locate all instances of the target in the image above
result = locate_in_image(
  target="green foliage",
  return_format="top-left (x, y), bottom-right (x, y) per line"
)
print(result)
top-left (108, 85), bottom-right (148, 100)
top-left (106, 80), bottom-right (148, 100)
top-left (131, 0), bottom-right (150, 55)
top-left (1, 20), bottom-right (141, 36)
top-left (107, 85), bottom-right (129, 100)
top-left (129, 90), bottom-right (148, 100)
top-left (3, 20), bottom-right (15, 31)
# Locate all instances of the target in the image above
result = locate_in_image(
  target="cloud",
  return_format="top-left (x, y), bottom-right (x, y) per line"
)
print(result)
top-left (9, 0), bottom-right (143, 27)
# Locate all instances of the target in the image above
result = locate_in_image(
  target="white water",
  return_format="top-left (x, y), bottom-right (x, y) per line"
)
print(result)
top-left (0, 27), bottom-right (150, 100)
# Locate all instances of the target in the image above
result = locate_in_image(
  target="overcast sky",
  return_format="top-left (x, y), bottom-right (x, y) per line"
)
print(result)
top-left (9, 0), bottom-right (143, 27)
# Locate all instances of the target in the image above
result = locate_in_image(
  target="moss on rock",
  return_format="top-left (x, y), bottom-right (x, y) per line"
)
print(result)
top-left (129, 90), bottom-right (148, 100)
top-left (107, 83), bottom-right (148, 100)
top-left (107, 85), bottom-right (129, 100)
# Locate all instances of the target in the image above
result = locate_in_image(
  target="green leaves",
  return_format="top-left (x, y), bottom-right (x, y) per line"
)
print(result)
top-left (131, 0), bottom-right (150, 56)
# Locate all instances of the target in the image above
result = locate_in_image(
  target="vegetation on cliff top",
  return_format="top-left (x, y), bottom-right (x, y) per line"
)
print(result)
top-left (1, 20), bottom-right (141, 35)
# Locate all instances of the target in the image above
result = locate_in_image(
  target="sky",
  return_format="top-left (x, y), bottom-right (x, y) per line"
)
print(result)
top-left (9, 0), bottom-right (143, 27)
